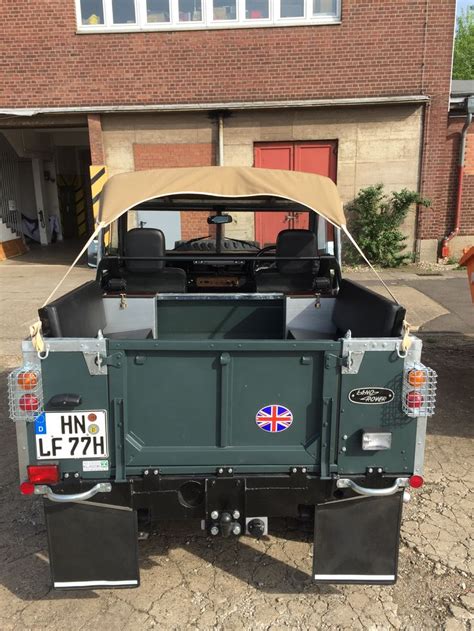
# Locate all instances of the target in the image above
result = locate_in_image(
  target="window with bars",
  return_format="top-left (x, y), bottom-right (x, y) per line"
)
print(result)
top-left (76, 0), bottom-right (340, 31)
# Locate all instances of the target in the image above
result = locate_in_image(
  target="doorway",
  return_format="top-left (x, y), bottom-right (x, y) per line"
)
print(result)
top-left (254, 141), bottom-right (337, 245)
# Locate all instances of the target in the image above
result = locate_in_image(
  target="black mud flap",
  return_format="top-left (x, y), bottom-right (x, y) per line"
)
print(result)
top-left (313, 493), bottom-right (403, 584)
top-left (44, 501), bottom-right (139, 589)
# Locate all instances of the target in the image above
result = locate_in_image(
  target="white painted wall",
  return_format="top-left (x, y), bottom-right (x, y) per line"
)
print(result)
top-left (0, 221), bottom-right (16, 242)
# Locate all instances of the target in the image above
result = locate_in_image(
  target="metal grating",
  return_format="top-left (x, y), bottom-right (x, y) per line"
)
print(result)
top-left (0, 149), bottom-right (23, 237)
top-left (8, 365), bottom-right (44, 422)
top-left (402, 362), bottom-right (437, 418)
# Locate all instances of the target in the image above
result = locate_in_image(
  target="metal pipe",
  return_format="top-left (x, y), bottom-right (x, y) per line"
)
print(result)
top-left (217, 113), bottom-right (225, 166)
top-left (213, 113), bottom-right (225, 251)
top-left (442, 97), bottom-right (474, 257)
top-left (335, 228), bottom-right (342, 268)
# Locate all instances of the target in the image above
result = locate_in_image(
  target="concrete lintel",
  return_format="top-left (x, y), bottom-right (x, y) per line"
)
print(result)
top-left (0, 95), bottom-right (430, 117)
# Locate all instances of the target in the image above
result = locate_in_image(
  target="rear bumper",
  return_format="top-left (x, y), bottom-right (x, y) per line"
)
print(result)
top-left (43, 476), bottom-right (404, 590)
top-left (41, 471), bottom-right (407, 519)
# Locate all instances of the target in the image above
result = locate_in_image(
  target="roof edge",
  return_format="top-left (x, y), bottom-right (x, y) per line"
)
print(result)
top-left (0, 95), bottom-right (430, 117)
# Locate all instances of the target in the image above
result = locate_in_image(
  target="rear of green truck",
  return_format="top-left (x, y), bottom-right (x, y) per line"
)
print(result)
top-left (8, 292), bottom-right (436, 590)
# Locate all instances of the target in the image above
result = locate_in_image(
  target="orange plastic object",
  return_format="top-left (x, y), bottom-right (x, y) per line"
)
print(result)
top-left (407, 369), bottom-right (427, 387)
top-left (459, 246), bottom-right (474, 303)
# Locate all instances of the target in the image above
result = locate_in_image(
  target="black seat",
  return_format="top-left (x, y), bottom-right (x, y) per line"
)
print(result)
top-left (39, 281), bottom-right (106, 338)
top-left (333, 279), bottom-right (406, 337)
top-left (255, 229), bottom-right (320, 293)
top-left (123, 228), bottom-right (186, 293)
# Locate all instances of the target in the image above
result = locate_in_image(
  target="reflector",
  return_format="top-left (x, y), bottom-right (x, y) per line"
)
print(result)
top-left (20, 482), bottom-right (35, 495)
top-left (27, 464), bottom-right (59, 485)
top-left (409, 475), bottom-right (424, 489)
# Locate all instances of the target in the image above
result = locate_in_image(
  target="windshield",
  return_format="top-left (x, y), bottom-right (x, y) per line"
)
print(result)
top-left (104, 208), bottom-right (314, 255)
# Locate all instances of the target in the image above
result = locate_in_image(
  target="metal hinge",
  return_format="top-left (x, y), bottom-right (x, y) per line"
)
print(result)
top-left (341, 350), bottom-right (365, 374)
top-left (324, 353), bottom-right (348, 370)
top-left (103, 352), bottom-right (123, 368)
top-left (83, 351), bottom-right (123, 376)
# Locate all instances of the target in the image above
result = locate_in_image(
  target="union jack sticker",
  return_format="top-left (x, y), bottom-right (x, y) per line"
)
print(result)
top-left (255, 405), bottom-right (293, 433)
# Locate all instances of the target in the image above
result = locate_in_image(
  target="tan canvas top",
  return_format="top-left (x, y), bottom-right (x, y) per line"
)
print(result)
top-left (98, 166), bottom-right (346, 227)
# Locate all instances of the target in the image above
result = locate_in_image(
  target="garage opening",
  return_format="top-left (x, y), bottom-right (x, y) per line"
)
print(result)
top-left (0, 124), bottom-right (93, 260)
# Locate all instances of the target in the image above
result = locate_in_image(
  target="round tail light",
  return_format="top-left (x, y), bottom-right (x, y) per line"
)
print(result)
top-left (17, 371), bottom-right (39, 391)
top-left (19, 394), bottom-right (39, 412)
top-left (409, 475), bottom-right (424, 489)
top-left (406, 390), bottom-right (424, 408)
top-left (407, 369), bottom-right (427, 387)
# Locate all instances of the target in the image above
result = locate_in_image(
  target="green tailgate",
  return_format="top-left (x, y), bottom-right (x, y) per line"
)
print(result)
top-left (30, 340), bottom-right (418, 478)
top-left (107, 340), bottom-right (340, 474)
top-left (337, 351), bottom-right (417, 475)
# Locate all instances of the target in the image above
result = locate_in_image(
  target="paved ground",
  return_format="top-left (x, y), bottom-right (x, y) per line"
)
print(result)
top-left (0, 252), bottom-right (472, 630)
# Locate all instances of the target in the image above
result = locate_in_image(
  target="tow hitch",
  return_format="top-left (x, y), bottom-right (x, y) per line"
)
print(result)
top-left (208, 510), bottom-right (242, 537)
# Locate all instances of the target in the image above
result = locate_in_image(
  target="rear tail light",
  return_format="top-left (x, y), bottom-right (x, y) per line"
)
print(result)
top-left (17, 371), bottom-right (39, 391)
top-left (407, 369), bottom-right (427, 387)
top-left (402, 362), bottom-right (437, 417)
top-left (19, 394), bottom-right (40, 412)
top-left (27, 465), bottom-right (59, 485)
top-left (405, 391), bottom-right (424, 409)
top-left (8, 365), bottom-right (43, 421)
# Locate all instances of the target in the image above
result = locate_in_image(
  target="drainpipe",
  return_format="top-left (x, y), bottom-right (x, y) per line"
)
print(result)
top-left (441, 95), bottom-right (474, 258)
top-left (214, 112), bottom-right (225, 252)
top-left (217, 112), bottom-right (225, 167)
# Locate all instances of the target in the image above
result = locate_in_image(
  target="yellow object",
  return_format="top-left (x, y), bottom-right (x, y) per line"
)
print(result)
top-left (90, 165), bottom-right (108, 221)
top-left (29, 321), bottom-right (45, 353)
top-left (401, 320), bottom-right (412, 353)
top-left (90, 165), bottom-right (109, 245)
top-left (86, 14), bottom-right (101, 25)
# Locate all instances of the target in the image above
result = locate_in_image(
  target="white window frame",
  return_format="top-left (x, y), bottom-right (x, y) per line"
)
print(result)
top-left (75, 0), bottom-right (340, 32)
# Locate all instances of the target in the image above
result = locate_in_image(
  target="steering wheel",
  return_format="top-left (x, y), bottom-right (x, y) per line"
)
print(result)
top-left (252, 245), bottom-right (277, 274)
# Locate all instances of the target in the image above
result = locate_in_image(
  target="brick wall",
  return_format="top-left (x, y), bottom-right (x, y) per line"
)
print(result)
top-left (134, 143), bottom-right (215, 169)
top-left (0, 1), bottom-right (455, 109)
top-left (87, 114), bottom-right (104, 164)
top-left (133, 142), bottom-right (215, 240)
top-left (0, 0), bottom-right (458, 247)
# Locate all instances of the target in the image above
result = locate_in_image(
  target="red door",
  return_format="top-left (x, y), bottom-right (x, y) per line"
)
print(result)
top-left (254, 141), bottom-right (337, 245)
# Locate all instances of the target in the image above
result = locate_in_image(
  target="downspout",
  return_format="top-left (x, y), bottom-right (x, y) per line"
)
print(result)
top-left (215, 112), bottom-right (225, 253)
top-left (217, 112), bottom-right (225, 167)
top-left (442, 96), bottom-right (474, 258)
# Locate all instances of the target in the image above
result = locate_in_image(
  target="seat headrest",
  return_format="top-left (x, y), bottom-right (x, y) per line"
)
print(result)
top-left (125, 228), bottom-right (165, 272)
top-left (276, 229), bottom-right (317, 274)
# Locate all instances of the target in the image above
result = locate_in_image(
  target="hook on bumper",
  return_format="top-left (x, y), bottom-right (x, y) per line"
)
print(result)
top-left (34, 482), bottom-right (112, 503)
top-left (336, 477), bottom-right (409, 497)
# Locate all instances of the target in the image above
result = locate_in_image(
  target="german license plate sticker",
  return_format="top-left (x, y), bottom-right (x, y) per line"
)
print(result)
top-left (36, 411), bottom-right (108, 460)
top-left (83, 459), bottom-right (109, 472)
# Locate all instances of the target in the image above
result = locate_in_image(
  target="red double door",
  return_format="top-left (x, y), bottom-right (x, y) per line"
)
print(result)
top-left (254, 141), bottom-right (337, 245)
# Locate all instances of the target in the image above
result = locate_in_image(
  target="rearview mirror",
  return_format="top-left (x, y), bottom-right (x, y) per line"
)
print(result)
top-left (208, 214), bottom-right (233, 225)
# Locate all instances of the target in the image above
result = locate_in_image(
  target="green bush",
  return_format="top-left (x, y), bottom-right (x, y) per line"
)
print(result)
top-left (344, 184), bottom-right (430, 268)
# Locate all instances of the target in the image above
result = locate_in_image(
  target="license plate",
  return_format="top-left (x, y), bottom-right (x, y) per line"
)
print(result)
top-left (35, 411), bottom-right (108, 460)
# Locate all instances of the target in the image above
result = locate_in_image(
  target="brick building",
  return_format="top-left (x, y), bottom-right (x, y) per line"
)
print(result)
top-left (0, 0), bottom-right (472, 260)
